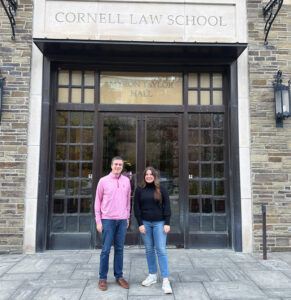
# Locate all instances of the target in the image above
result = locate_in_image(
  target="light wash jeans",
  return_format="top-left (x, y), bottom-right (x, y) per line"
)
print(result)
top-left (141, 220), bottom-right (169, 278)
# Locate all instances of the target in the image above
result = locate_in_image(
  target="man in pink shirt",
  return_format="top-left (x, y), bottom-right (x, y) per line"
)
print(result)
top-left (95, 156), bottom-right (131, 291)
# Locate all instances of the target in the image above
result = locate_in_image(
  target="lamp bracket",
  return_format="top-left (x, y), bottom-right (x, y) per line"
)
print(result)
top-left (0, 77), bottom-right (5, 123)
top-left (263, 0), bottom-right (283, 45)
top-left (274, 70), bottom-right (291, 87)
top-left (0, 0), bottom-right (18, 40)
top-left (275, 70), bottom-right (283, 85)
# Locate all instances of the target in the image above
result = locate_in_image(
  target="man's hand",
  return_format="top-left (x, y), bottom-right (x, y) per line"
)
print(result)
top-left (139, 225), bottom-right (146, 234)
top-left (127, 219), bottom-right (130, 228)
top-left (164, 225), bottom-right (170, 234)
top-left (96, 224), bottom-right (103, 233)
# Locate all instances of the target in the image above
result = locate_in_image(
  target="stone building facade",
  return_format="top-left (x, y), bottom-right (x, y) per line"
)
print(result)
top-left (0, 0), bottom-right (290, 254)
top-left (248, 0), bottom-right (291, 251)
top-left (0, 0), bottom-right (33, 253)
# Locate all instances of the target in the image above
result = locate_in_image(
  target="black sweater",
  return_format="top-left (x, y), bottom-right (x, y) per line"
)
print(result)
top-left (134, 183), bottom-right (171, 226)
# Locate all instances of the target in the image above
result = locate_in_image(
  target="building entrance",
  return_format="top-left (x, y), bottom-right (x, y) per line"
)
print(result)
top-left (100, 113), bottom-right (183, 247)
top-left (47, 69), bottom-right (231, 250)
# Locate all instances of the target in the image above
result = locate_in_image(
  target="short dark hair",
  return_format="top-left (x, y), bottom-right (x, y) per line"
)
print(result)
top-left (111, 156), bottom-right (124, 165)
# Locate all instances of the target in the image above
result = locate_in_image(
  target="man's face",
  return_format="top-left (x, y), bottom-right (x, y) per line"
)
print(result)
top-left (111, 159), bottom-right (123, 175)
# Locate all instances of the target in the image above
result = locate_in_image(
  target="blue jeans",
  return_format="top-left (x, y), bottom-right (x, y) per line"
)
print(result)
top-left (141, 220), bottom-right (169, 278)
top-left (99, 219), bottom-right (127, 280)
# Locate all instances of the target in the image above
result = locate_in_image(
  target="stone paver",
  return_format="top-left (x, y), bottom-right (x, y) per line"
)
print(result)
top-left (283, 269), bottom-right (291, 279)
top-left (172, 282), bottom-right (210, 300)
top-left (204, 281), bottom-right (267, 299)
top-left (0, 264), bottom-right (15, 277)
top-left (129, 282), bottom-right (166, 297)
top-left (259, 259), bottom-right (291, 271)
top-left (204, 268), bottom-right (230, 282)
top-left (245, 270), bottom-right (291, 289)
top-left (0, 249), bottom-right (291, 299)
top-left (223, 268), bottom-right (249, 281)
top-left (178, 268), bottom-right (210, 282)
top-left (0, 281), bottom-right (24, 300)
top-left (190, 256), bottom-right (237, 269)
top-left (39, 263), bottom-right (76, 280)
top-left (34, 287), bottom-right (84, 300)
top-left (10, 286), bottom-right (40, 300)
top-left (226, 253), bottom-right (257, 263)
top-left (129, 296), bottom-right (175, 300)
top-left (264, 288), bottom-right (291, 298)
top-left (1, 273), bottom-right (42, 281)
top-left (7, 258), bottom-right (54, 274)
top-left (235, 262), bottom-right (268, 271)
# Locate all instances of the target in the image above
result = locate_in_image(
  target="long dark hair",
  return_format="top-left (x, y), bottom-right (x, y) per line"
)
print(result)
top-left (141, 167), bottom-right (162, 204)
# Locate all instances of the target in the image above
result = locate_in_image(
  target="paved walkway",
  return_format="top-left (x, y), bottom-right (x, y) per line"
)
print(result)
top-left (1, 248), bottom-right (291, 299)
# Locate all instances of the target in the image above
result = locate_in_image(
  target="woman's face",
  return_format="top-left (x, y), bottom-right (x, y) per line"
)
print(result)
top-left (145, 170), bottom-right (155, 184)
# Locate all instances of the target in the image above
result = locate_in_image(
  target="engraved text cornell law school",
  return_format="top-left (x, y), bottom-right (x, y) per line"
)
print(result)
top-left (54, 12), bottom-right (227, 27)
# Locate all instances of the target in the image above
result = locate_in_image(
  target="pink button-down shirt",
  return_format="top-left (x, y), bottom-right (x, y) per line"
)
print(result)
top-left (94, 172), bottom-right (131, 225)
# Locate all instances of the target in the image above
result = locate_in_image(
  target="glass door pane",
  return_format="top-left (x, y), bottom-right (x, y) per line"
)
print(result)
top-left (100, 113), bottom-right (183, 247)
top-left (49, 111), bottom-right (94, 249)
top-left (188, 113), bottom-right (229, 247)
top-left (145, 116), bottom-right (183, 246)
top-left (102, 115), bottom-right (138, 244)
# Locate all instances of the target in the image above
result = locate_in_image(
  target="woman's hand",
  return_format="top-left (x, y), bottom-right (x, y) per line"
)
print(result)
top-left (139, 225), bottom-right (146, 234)
top-left (164, 225), bottom-right (170, 234)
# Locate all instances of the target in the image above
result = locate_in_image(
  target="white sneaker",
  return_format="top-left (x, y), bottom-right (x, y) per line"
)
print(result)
top-left (162, 278), bottom-right (173, 294)
top-left (141, 274), bottom-right (157, 286)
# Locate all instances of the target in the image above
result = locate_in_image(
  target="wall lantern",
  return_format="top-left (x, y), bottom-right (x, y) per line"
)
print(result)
top-left (0, 77), bottom-right (5, 122)
top-left (274, 71), bottom-right (291, 128)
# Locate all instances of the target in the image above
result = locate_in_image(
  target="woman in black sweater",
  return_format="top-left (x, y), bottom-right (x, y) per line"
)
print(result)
top-left (134, 166), bottom-right (172, 294)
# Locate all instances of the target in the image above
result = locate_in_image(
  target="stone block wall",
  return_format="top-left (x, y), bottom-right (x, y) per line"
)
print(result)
top-left (0, 0), bottom-right (33, 253)
top-left (247, 1), bottom-right (291, 251)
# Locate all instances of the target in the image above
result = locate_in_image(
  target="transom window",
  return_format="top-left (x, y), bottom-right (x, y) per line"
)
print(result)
top-left (56, 70), bottom-right (224, 106)
top-left (188, 73), bottom-right (223, 105)
top-left (57, 70), bottom-right (95, 104)
top-left (100, 72), bottom-right (183, 105)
